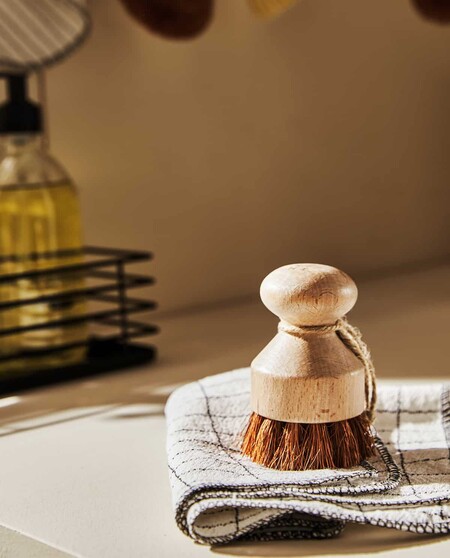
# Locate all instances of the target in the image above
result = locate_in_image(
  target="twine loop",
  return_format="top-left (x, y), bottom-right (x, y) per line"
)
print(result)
top-left (278, 318), bottom-right (377, 422)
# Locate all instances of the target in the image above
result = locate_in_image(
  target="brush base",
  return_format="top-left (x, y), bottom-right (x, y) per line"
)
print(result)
top-left (241, 411), bottom-right (375, 471)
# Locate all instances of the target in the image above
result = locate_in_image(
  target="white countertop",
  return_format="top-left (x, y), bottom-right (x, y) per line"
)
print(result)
top-left (0, 264), bottom-right (449, 557)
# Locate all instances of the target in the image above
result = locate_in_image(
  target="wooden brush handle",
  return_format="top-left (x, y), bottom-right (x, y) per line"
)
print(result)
top-left (251, 264), bottom-right (366, 423)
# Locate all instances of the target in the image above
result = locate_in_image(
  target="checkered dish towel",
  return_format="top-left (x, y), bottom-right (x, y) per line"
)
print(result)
top-left (165, 368), bottom-right (450, 544)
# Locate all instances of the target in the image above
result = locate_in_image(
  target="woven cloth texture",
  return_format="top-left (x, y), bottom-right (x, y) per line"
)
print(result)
top-left (165, 368), bottom-right (450, 545)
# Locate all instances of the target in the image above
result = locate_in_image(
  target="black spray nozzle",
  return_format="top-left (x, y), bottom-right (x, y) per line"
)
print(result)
top-left (0, 73), bottom-right (42, 135)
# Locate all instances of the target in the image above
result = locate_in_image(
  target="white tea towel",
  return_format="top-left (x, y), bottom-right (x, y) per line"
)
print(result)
top-left (165, 368), bottom-right (450, 544)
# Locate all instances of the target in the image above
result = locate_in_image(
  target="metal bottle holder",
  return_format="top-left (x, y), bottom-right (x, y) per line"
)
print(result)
top-left (0, 246), bottom-right (157, 394)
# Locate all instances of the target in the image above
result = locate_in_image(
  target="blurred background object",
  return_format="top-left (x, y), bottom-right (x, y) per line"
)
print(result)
top-left (0, 73), bottom-right (87, 373)
top-left (411, 0), bottom-right (450, 24)
top-left (0, 1), bottom-right (157, 387)
top-left (0, 0), bottom-right (92, 377)
top-left (0, 0), bottom-right (90, 72)
top-left (248, 0), bottom-right (298, 19)
top-left (119, 0), bottom-right (214, 39)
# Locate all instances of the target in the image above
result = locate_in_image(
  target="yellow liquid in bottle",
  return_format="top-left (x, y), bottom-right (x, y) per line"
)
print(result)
top-left (0, 179), bottom-right (87, 373)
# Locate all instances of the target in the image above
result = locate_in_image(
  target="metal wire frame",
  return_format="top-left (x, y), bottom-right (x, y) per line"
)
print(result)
top-left (0, 246), bottom-right (157, 391)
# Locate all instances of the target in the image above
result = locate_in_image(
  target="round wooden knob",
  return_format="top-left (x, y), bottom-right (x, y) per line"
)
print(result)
top-left (260, 263), bottom-right (358, 326)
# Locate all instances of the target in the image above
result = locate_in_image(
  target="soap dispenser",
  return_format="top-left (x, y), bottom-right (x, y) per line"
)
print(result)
top-left (0, 73), bottom-right (87, 372)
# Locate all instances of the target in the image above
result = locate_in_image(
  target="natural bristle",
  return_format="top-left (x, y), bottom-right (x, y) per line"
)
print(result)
top-left (241, 412), bottom-right (375, 471)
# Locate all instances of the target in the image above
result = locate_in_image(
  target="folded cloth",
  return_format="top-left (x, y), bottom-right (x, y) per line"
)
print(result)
top-left (165, 368), bottom-right (450, 544)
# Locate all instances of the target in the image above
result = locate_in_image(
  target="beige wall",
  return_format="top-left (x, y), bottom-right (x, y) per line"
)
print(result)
top-left (46, 0), bottom-right (449, 313)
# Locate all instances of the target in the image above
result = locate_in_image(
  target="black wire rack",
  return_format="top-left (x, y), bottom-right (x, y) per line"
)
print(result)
top-left (0, 246), bottom-right (157, 394)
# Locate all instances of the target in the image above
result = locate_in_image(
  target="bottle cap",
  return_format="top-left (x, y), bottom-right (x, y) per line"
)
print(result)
top-left (0, 73), bottom-right (42, 135)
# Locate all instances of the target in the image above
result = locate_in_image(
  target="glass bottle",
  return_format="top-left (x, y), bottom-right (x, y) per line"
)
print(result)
top-left (0, 74), bottom-right (87, 373)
